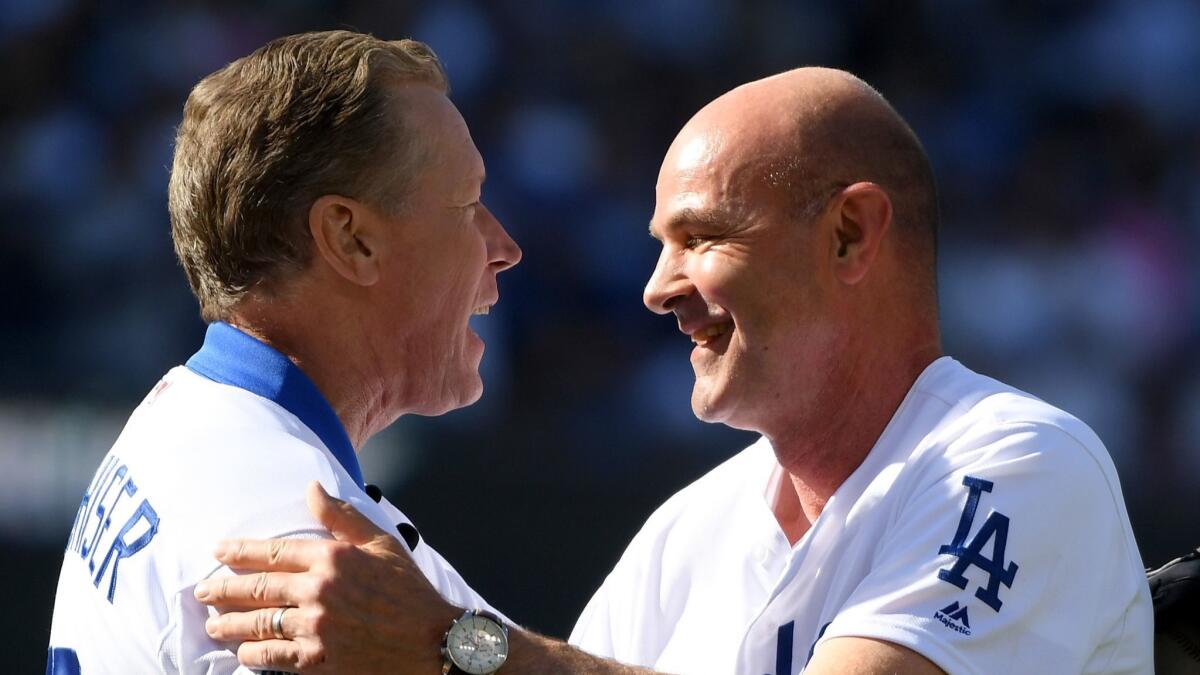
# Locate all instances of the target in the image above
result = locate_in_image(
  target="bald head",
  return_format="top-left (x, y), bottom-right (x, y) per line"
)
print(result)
top-left (672, 67), bottom-right (938, 278)
top-left (644, 67), bottom-right (944, 448)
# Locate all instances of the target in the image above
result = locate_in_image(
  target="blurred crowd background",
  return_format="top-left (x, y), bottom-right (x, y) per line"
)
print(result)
top-left (2, 0), bottom-right (1198, 670)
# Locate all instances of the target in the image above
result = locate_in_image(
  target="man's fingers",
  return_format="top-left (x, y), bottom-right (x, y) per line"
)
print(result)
top-left (306, 481), bottom-right (388, 546)
top-left (212, 537), bottom-right (321, 572)
top-left (236, 638), bottom-right (306, 673)
top-left (205, 606), bottom-right (302, 642)
top-left (193, 571), bottom-right (301, 609)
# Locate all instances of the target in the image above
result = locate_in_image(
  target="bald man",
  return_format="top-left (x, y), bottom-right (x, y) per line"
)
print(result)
top-left (196, 68), bottom-right (1153, 674)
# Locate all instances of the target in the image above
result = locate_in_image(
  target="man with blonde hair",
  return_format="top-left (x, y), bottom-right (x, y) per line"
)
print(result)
top-left (47, 30), bottom-right (521, 673)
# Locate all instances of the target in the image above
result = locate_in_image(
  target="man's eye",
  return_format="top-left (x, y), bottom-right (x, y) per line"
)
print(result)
top-left (684, 235), bottom-right (709, 249)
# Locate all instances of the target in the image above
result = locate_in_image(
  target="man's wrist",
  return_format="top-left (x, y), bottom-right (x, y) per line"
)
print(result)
top-left (428, 604), bottom-right (464, 651)
top-left (503, 627), bottom-right (659, 675)
top-left (440, 609), bottom-right (509, 674)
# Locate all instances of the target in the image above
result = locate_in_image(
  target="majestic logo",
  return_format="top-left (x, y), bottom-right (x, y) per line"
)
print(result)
top-left (937, 476), bottom-right (1019, 612)
top-left (933, 601), bottom-right (972, 635)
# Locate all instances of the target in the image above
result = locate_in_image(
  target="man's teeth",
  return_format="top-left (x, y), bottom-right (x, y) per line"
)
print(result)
top-left (472, 305), bottom-right (491, 316)
top-left (691, 323), bottom-right (731, 344)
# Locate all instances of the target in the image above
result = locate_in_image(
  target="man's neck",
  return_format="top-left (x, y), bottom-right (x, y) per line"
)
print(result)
top-left (766, 340), bottom-right (942, 545)
top-left (227, 293), bottom-right (391, 451)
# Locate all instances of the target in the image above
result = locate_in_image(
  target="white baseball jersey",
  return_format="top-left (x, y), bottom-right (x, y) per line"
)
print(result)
top-left (47, 322), bottom-right (501, 674)
top-left (570, 357), bottom-right (1152, 674)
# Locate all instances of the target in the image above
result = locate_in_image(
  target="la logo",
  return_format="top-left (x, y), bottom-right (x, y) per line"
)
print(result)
top-left (937, 476), bottom-right (1019, 612)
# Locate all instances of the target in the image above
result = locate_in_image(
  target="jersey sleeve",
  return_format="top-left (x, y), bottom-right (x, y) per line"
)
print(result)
top-left (410, 541), bottom-right (513, 626)
top-left (569, 566), bottom-right (622, 658)
top-left (815, 421), bottom-right (1150, 675)
top-left (570, 559), bottom-right (664, 666)
top-left (568, 505), bottom-right (678, 667)
top-left (159, 498), bottom-right (511, 673)
top-left (158, 529), bottom-right (329, 674)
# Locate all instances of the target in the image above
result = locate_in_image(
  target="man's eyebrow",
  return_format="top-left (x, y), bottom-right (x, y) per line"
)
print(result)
top-left (649, 207), bottom-right (729, 241)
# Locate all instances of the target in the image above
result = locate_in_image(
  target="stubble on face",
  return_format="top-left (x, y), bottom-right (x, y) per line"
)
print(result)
top-left (650, 78), bottom-right (851, 436)
top-left (651, 67), bottom-right (946, 497)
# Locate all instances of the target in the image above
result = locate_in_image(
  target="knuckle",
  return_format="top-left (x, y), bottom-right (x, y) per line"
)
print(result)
top-left (311, 574), bottom-right (336, 602)
top-left (327, 540), bottom-right (355, 565)
top-left (252, 572), bottom-right (271, 600)
top-left (268, 539), bottom-right (288, 565)
top-left (297, 574), bottom-right (320, 602)
top-left (255, 609), bottom-right (273, 639)
top-left (315, 542), bottom-right (337, 566)
top-left (308, 606), bottom-right (328, 633)
top-left (298, 642), bottom-right (327, 669)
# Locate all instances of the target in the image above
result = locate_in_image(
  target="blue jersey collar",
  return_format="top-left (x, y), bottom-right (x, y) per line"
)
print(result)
top-left (185, 321), bottom-right (364, 489)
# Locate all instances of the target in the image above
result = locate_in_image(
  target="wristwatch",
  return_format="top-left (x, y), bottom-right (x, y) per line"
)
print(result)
top-left (441, 609), bottom-right (509, 674)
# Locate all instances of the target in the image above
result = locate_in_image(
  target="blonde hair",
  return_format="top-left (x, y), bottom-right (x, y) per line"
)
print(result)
top-left (169, 30), bottom-right (448, 320)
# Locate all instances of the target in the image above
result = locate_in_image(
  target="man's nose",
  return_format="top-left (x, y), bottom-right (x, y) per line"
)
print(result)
top-left (643, 247), bottom-right (690, 314)
top-left (480, 203), bottom-right (522, 271)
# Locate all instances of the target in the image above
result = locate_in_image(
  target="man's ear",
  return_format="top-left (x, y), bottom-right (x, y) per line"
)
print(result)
top-left (308, 195), bottom-right (381, 287)
top-left (831, 182), bottom-right (892, 286)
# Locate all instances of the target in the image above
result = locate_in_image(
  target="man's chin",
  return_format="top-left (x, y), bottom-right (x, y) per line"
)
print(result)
top-left (690, 387), bottom-right (729, 424)
top-left (691, 385), bottom-right (762, 431)
top-left (452, 373), bottom-right (485, 408)
top-left (414, 373), bottom-right (483, 417)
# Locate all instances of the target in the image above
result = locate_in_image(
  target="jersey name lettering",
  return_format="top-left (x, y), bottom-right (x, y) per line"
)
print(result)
top-left (937, 475), bottom-right (1018, 611)
top-left (66, 455), bottom-right (160, 602)
top-left (45, 647), bottom-right (81, 675)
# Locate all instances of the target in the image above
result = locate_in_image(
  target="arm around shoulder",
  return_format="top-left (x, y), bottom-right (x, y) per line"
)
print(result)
top-left (504, 628), bottom-right (663, 675)
top-left (804, 637), bottom-right (944, 675)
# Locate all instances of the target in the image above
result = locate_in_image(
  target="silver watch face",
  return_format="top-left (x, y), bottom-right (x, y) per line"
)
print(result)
top-left (446, 613), bottom-right (509, 674)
